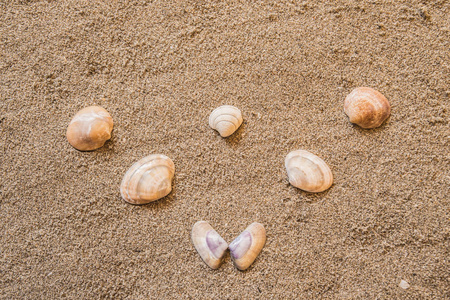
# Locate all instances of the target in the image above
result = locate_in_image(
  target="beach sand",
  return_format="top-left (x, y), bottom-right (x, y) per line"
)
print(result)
top-left (1, 1), bottom-right (449, 298)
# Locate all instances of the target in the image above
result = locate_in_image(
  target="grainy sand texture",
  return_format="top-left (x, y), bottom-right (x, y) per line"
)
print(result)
top-left (1, 0), bottom-right (449, 299)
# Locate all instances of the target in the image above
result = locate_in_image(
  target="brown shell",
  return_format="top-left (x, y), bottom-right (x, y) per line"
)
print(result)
top-left (66, 106), bottom-right (113, 151)
top-left (344, 87), bottom-right (391, 129)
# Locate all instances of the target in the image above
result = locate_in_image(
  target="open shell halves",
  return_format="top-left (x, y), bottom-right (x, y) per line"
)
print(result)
top-left (285, 150), bottom-right (333, 193)
top-left (191, 221), bottom-right (228, 269)
top-left (209, 105), bottom-right (243, 137)
top-left (120, 154), bottom-right (175, 205)
top-left (66, 106), bottom-right (113, 151)
top-left (344, 87), bottom-right (391, 129)
top-left (229, 222), bottom-right (266, 271)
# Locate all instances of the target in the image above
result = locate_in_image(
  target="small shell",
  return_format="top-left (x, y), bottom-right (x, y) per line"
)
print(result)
top-left (120, 154), bottom-right (175, 204)
top-left (229, 222), bottom-right (266, 271)
top-left (209, 105), bottom-right (243, 137)
top-left (191, 221), bottom-right (228, 269)
top-left (285, 150), bottom-right (333, 193)
top-left (344, 87), bottom-right (391, 129)
top-left (66, 106), bottom-right (113, 151)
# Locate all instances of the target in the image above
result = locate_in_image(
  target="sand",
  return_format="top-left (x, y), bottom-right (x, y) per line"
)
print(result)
top-left (0, 0), bottom-right (449, 299)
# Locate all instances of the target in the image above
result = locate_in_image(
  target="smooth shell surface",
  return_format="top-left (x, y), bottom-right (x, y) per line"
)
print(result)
top-left (66, 106), bottom-right (113, 151)
top-left (344, 87), bottom-right (391, 129)
top-left (285, 150), bottom-right (333, 193)
top-left (229, 222), bottom-right (266, 271)
top-left (120, 154), bottom-right (175, 204)
top-left (191, 221), bottom-right (228, 269)
top-left (209, 105), bottom-right (243, 137)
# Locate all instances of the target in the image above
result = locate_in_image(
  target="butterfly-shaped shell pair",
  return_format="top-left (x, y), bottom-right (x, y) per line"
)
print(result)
top-left (120, 154), bottom-right (175, 205)
top-left (191, 221), bottom-right (266, 271)
top-left (344, 87), bottom-right (391, 129)
top-left (209, 105), bottom-right (243, 137)
top-left (66, 106), bottom-right (113, 151)
top-left (285, 150), bottom-right (333, 193)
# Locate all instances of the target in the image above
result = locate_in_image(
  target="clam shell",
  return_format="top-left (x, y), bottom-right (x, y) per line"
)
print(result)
top-left (120, 154), bottom-right (175, 204)
top-left (285, 150), bottom-right (333, 193)
top-left (191, 221), bottom-right (228, 269)
top-left (66, 106), bottom-right (113, 151)
top-left (344, 87), bottom-right (391, 129)
top-left (209, 105), bottom-right (243, 137)
top-left (229, 222), bottom-right (266, 271)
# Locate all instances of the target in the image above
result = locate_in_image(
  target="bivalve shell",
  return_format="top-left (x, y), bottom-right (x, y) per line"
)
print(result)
top-left (191, 221), bottom-right (228, 269)
top-left (229, 222), bottom-right (266, 271)
top-left (120, 154), bottom-right (175, 204)
top-left (285, 150), bottom-right (333, 193)
top-left (209, 105), bottom-right (243, 137)
top-left (344, 87), bottom-right (391, 129)
top-left (66, 106), bottom-right (113, 151)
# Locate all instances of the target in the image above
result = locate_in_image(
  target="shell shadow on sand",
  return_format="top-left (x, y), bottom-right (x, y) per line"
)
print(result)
top-left (224, 120), bottom-right (246, 147)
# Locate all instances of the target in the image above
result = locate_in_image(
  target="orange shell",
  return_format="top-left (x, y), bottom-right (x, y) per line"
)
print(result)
top-left (344, 87), bottom-right (390, 129)
top-left (66, 106), bottom-right (113, 151)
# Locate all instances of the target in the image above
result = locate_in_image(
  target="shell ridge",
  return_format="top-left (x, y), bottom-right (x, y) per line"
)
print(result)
top-left (124, 161), bottom-right (150, 202)
top-left (216, 119), bottom-right (238, 131)
top-left (210, 105), bottom-right (240, 115)
top-left (211, 113), bottom-right (241, 128)
top-left (121, 160), bottom-right (144, 200)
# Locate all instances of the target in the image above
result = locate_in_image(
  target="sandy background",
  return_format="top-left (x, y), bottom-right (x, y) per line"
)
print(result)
top-left (1, 0), bottom-right (449, 299)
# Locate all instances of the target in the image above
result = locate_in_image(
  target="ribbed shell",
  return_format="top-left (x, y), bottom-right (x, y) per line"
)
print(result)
top-left (344, 87), bottom-right (391, 129)
top-left (191, 221), bottom-right (228, 269)
top-left (66, 106), bottom-right (113, 151)
top-left (285, 150), bottom-right (333, 193)
top-left (229, 222), bottom-right (266, 271)
top-left (120, 154), bottom-right (175, 204)
top-left (209, 105), bottom-right (243, 137)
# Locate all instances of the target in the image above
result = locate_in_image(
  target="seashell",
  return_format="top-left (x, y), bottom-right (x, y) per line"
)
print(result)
top-left (229, 222), bottom-right (266, 271)
top-left (344, 87), bottom-right (391, 129)
top-left (66, 106), bottom-right (114, 151)
top-left (285, 150), bottom-right (333, 193)
top-left (120, 154), bottom-right (175, 204)
top-left (191, 221), bottom-right (228, 269)
top-left (209, 105), bottom-right (243, 137)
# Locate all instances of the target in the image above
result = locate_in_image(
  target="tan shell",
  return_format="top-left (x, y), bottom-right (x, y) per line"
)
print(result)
top-left (191, 221), bottom-right (228, 269)
top-left (229, 222), bottom-right (266, 271)
top-left (344, 87), bottom-right (391, 129)
top-left (285, 150), bottom-right (333, 193)
top-left (66, 106), bottom-right (113, 151)
top-left (120, 154), bottom-right (175, 205)
top-left (209, 105), bottom-right (243, 137)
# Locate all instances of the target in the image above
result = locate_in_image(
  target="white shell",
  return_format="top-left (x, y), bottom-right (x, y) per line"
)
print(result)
top-left (191, 221), bottom-right (228, 269)
top-left (399, 280), bottom-right (410, 289)
top-left (209, 105), bottom-right (243, 137)
top-left (120, 154), bottom-right (175, 204)
top-left (285, 150), bottom-right (333, 193)
top-left (229, 222), bottom-right (266, 271)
